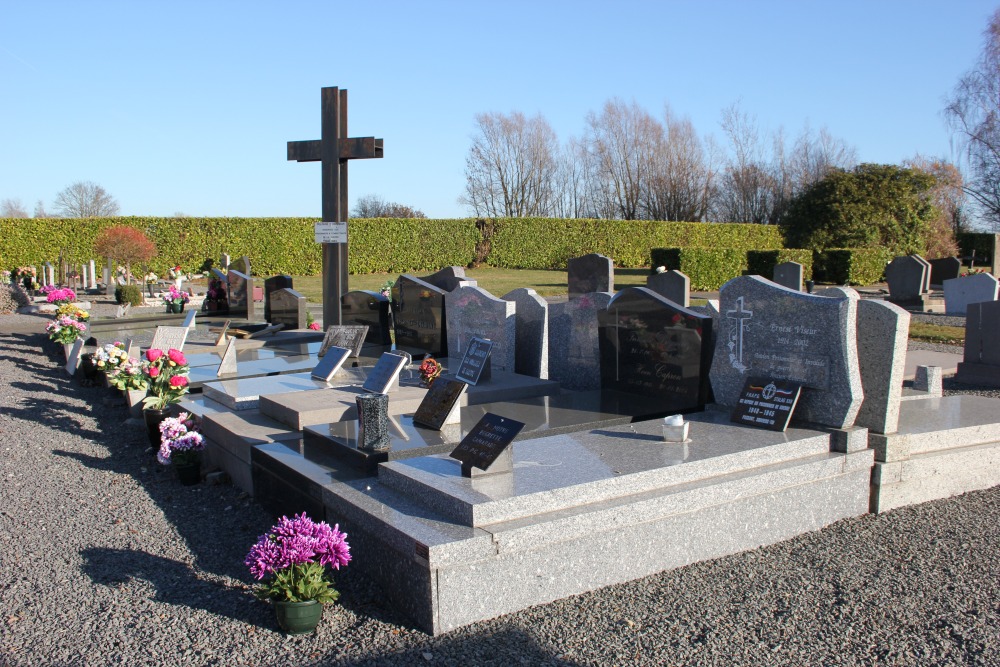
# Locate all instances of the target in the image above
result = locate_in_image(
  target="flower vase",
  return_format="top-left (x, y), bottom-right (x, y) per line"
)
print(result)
top-left (355, 392), bottom-right (390, 451)
top-left (174, 459), bottom-right (201, 486)
top-left (62, 343), bottom-right (73, 359)
top-left (79, 354), bottom-right (99, 381)
top-left (273, 600), bottom-right (323, 635)
top-left (143, 407), bottom-right (172, 447)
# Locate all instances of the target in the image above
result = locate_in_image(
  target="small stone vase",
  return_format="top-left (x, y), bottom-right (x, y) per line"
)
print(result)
top-left (355, 392), bottom-right (390, 451)
top-left (273, 600), bottom-right (323, 635)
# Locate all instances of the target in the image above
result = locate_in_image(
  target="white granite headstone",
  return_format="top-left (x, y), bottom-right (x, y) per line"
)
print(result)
top-left (943, 273), bottom-right (999, 315)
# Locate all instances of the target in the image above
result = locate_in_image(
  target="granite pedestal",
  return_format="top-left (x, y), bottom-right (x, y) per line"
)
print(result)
top-left (201, 367), bottom-right (368, 411)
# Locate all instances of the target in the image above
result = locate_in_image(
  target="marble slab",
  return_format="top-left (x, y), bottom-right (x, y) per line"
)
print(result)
top-left (200, 367), bottom-right (368, 410)
top-left (260, 382), bottom-right (434, 430)
top-left (187, 352), bottom-right (323, 390)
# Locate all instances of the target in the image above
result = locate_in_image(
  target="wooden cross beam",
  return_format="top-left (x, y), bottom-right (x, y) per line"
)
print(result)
top-left (287, 86), bottom-right (384, 327)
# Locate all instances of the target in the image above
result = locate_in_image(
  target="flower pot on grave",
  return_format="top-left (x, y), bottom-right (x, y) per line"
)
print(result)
top-left (166, 303), bottom-right (182, 314)
top-left (125, 390), bottom-right (147, 419)
top-left (143, 407), bottom-right (173, 447)
top-left (273, 600), bottom-right (324, 635)
top-left (79, 354), bottom-right (99, 381)
top-left (62, 343), bottom-right (73, 360)
top-left (174, 460), bottom-right (201, 486)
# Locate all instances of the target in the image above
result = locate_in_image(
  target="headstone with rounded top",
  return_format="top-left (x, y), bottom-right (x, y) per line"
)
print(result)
top-left (772, 262), bottom-right (804, 292)
top-left (567, 253), bottom-right (613, 300)
top-left (646, 269), bottom-right (689, 307)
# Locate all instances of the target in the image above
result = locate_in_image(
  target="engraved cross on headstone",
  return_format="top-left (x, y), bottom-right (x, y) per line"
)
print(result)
top-left (288, 86), bottom-right (384, 327)
top-left (726, 295), bottom-right (753, 367)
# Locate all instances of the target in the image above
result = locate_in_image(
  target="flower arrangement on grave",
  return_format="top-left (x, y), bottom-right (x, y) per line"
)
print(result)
top-left (141, 348), bottom-right (191, 410)
top-left (162, 285), bottom-right (190, 306)
top-left (156, 412), bottom-right (204, 466)
top-left (45, 314), bottom-right (88, 344)
top-left (57, 303), bottom-right (89, 322)
top-left (94, 341), bottom-right (128, 373)
top-left (107, 356), bottom-right (148, 392)
top-left (1, 270), bottom-right (11, 284)
top-left (205, 279), bottom-right (227, 306)
top-left (960, 268), bottom-right (989, 277)
top-left (306, 311), bottom-right (321, 331)
top-left (168, 265), bottom-right (184, 280)
top-left (45, 287), bottom-right (77, 306)
top-left (418, 357), bottom-right (442, 388)
top-left (245, 513), bottom-right (351, 607)
top-left (380, 279), bottom-right (394, 299)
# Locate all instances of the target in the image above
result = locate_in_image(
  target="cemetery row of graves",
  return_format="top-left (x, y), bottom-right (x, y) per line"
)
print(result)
top-left (8, 244), bottom-right (1000, 636)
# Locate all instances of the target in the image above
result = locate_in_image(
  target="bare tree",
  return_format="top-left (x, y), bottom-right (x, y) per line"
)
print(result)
top-left (945, 9), bottom-right (1000, 229)
top-left (460, 111), bottom-right (559, 217)
top-left (643, 107), bottom-right (716, 221)
top-left (33, 200), bottom-right (51, 218)
top-left (788, 126), bottom-right (858, 192)
top-left (1, 198), bottom-right (28, 218)
top-left (352, 193), bottom-right (427, 218)
top-left (54, 181), bottom-right (120, 218)
top-left (714, 104), bottom-right (778, 224)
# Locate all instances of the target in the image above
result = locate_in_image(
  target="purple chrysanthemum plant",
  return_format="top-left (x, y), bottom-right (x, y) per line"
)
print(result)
top-left (245, 513), bottom-right (351, 604)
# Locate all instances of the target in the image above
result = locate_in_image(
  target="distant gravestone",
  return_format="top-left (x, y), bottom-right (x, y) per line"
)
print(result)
top-left (231, 255), bottom-right (251, 276)
top-left (914, 255), bottom-right (932, 293)
top-left (263, 275), bottom-right (294, 323)
top-left (149, 326), bottom-right (189, 352)
top-left (445, 285), bottom-right (515, 373)
top-left (567, 253), bottom-right (613, 299)
top-left (217, 337), bottom-right (238, 377)
top-left (854, 299), bottom-right (910, 434)
top-left (413, 378), bottom-right (468, 429)
top-left (270, 288), bottom-right (308, 329)
top-left (709, 275), bottom-right (862, 429)
top-left (420, 266), bottom-right (473, 292)
top-left (956, 301), bottom-right (1000, 387)
top-left (502, 288), bottom-right (548, 379)
top-left (392, 274), bottom-right (448, 356)
top-left (929, 257), bottom-right (962, 286)
top-left (885, 255), bottom-right (928, 303)
top-left (341, 290), bottom-right (392, 345)
top-left (43, 262), bottom-right (54, 287)
top-left (227, 270), bottom-right (257, 320)
top-left (219, 253), bottom-right (231, 271)
top-left (598, 287), bottom-right (713, 413)
top-left (319, 325), bottom-right (369, 358)
top-left (772, 262), bottom-right (804, 292)
top-left (362, 352), bottom-right (408, 394)
top-left (943, 273), bottom-right (999, 315)
top-left (548, 291), bottom-right (614, 390)
top-left (88, 259), bottom-right (97, 290)
top-left (104, 266), bottom-right (114, 296)
top-left (646, 270), bottom-right (689, 307)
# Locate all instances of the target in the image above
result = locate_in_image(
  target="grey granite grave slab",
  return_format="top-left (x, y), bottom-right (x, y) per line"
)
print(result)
top-left (955, 300), bottom-right (1000, 386)
top-left (929, 257), bottom-right (962, 285)
top-left (201, 366), bottom-right (368, 411)
top-left (567, 253), bottom-right (613, 299)
top-left (548, 292), bottom-right (613, 390)
top-left (187, 353), bottom-right (322, 391)
top-left (885, 255), bottom-right (928, 301)
top-left (392, 274), bottom-right (448, 356)
top-left (263, 274), bottom-right (294, 323)
top-left (270, 288), bottom-right (307, 329)
top-left (854, 299), bottom-right (909, 434)
top-left (501, 288), bottom-right (548, 379)
top-left (772, 262), bottom-right (803, 292)
top-left (709, 275), bottom-right (862, 429)
top-left (183, 345), bottom-right (300, 369)
top-left (420, 266), bottom-right (471, 292)
top-left (148, 326), bottom-right (188, 352)
top-left (646, 269), bottom-right (689, 307)
top-left (201, 408), bottom-right (301, 494)
top-left (260, 382), bottom-right (435, 430)
top-left (445, 285), bottom-right (515, 373)
top-left (943, 273), bottom-right (998, 315)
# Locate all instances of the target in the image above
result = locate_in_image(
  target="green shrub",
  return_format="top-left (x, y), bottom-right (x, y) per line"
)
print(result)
top-left (115, 284), bottom-right (144, 306)
top-left (813, 248), bottom-right (893, 285)
top-left (651, 247), bottom-right (749, 290)
top-left (746, 249), bottom-right (813, 281)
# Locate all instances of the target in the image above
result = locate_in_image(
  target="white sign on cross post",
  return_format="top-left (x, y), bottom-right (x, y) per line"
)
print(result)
top-left (314, 222), bottom-right (348, 245)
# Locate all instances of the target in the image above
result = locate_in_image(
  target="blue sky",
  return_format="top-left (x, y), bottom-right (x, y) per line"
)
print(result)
top-left (1, 1), bottom-right (995, 219)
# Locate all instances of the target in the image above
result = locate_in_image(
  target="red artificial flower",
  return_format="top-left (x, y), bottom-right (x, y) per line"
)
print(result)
top-left (146, 348), bottom-right (163, 362)
top-left (169, 375), bottom-right (188, 388)
top-left (148, 367), bottom-right (160, 378)
top-left (167, 349), bottom-right (186, 365)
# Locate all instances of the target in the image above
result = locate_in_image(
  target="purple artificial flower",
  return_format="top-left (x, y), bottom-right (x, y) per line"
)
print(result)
top-left (244, 513), bottom-right (350, 580)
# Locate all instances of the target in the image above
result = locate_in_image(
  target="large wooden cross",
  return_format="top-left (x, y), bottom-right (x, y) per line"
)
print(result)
top-left (288, 86), bottom-right (383, 327)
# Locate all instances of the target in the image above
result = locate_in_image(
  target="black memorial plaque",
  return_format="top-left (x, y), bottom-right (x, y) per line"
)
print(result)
top-left (412, 378), bottom-right (468, 430)
top-left (730, 376), bottom-right (802, 431)
top-left (455, 337), bottom-right (493, 385)
top-left (449, 413), bottom-right (525, 471)
top-left (598, 287), bottom-right (713, 413)
top-left (312, 345), bottom-right (351, 382)
top-left (391, 274), bottom-right (448, 356)
top-left (319, 325), bottom-right (369, 358)
top-left (362, 352), bottom-right (408, 394)
top-left (342, 290), bottom-right (391, 345)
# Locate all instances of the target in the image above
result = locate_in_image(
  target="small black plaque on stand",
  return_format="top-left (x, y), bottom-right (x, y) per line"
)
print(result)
top-left (455, 337), bottom-right (493, 385)
top-left (730, 376), bottom-right (802, 431)
top-left (413, 378), bottom-right (468, 430)
top-left (312, 345), bottom-right (350, 381)
top-left (362, 351), bottom-right (408, 394)
top-left (450, 413), bottom-right (524, 476)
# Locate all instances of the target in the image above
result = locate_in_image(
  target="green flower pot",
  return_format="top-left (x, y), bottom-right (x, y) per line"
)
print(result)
top-left (273, 600), bottom-right (323, 635)
top-left (174, 461), bottom-right (200, 486)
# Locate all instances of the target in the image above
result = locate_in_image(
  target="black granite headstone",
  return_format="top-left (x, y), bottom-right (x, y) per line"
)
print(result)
top-left (264, 274), bottom-right (294, 322)
top-left (454, 337), bottom-right (493, 385)
top-left (567, 253), bottom-right (614, 299)
top-left (392, 274), bottom-right (448, 356)
top-left (227, 270), bottom-right (257, 320)
top-left (341, 290), bottom-right (392, 345)
top-left (730, 376), bottom-right (802, 431)
top-left (449, 413), bottom-right (524, 472)
top-left (412, 378), bottom-right (468, 430)
top-left (598, 287), bottom-right (713, 414)
top-left (929, 257), bottom-right (962, 286)
top-left (270, 288), bottom-right (307, 329)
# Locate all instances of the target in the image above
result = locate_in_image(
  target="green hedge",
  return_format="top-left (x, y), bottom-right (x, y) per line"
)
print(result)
top-left (651, 247), bottom-right (749, 290)
top-left (957, 232), bottom-right (997, 268)
top-left (813, 248), bottom-right (893, 285)
top-left (746, 249), bottom-right (814, 281)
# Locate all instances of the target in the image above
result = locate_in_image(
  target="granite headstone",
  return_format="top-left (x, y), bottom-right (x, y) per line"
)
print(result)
top-left (929, 257), bottom-right (962, 286)
top-left (548, 291), bottom-right (614, 390)
top-left (885, 255), bottom-right (928, 301)
top-left (445, 285), bottom-right (515, 373)
top-left (420, 266), bottom-right (472, 292)
top-left (342, 290), bottom-right (392, 345)
top-left (567, 253), bottom-right (614, 299)
top-left (943, 273), bottom-right (999, 315)
top-left (227, 270), bottom-right (256, 320)
top-left (501, 288), bottom-right (548, 379)
top-left (772, 262), bottom-right (804, 292)
top-left (392, 274), bottom-right (448, 356)
top-left (646, 269), bottom-right (689, 307)
top-left (270, 288), bottom-right (308, 329)
top-left (263, 274), bottom-right (294, 323)
top-left (854, 299), bottom-right (909, 434)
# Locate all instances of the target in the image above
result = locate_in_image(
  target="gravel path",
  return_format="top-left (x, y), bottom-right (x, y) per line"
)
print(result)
top-left (2, 325), bottom-right (1000, 666)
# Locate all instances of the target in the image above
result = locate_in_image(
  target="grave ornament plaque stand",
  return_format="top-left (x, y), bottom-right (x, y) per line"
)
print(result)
top-left (449, 413), bottom-right (525, 478)
top-left (288, 86), bottom-right (384, 327)
top-left (361, 352), bottom-right (408, 394)
top-left (454, 337), bottom-right (492, 385)
top-left (413, 378), bottom-right (468, 429)
top-left (730, 376), bottom-right (802, 431)
top-left (312, 345), bottom-right (351, 382)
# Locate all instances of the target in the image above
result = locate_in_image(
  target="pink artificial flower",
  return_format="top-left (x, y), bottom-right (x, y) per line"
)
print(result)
top-left (308, 322), bottom-right (321, 331)
top-left (146, 349), bottom-right (164, 362)
top-left (148, 366), bottom-right (160, 378)
top-left (169, 375), bottom-right (188, 388)
top-left (167, 349), bottom-right (186, 365)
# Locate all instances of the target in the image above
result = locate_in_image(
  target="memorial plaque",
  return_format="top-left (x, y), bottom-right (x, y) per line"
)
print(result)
top-left (319, 325), bottom-right (369, 358)
top-left (412, 378), bottom-right (468, 430)
top-left (730, 376), bottom-right (802, 431)
top-left (392, 274), bottom-right (448, 356)
top-left (598, 287), bottom-right (713, 413)
top-left (217, 338), bottom-right (238, 377)
top-left (362, 352), bottom-right (408, 394)
top-left (312, 345), bottom-right (350, 382)
top-left (149, 326), bottom-right (189, 352)
top-left (342, 290), bottom-right (392, 345)
top-left (455, 337), bottom-right (493, 385)
top-left (449, 413), bottom-right (525, 471)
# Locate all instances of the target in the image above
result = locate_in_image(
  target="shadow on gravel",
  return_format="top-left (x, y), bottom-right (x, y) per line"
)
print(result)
top-left (80, 547), bottom-right (269, 628)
